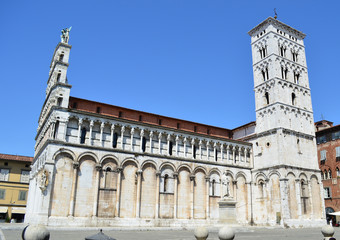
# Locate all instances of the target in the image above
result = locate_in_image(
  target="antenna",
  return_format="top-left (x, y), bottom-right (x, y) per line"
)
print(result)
top-left (274, 8), bottom-right (278, 19)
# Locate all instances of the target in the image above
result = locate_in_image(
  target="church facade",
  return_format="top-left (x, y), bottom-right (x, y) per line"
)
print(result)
top-left (25, 17), bottom-right (325, 227)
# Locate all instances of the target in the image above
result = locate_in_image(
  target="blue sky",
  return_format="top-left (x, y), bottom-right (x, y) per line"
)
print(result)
top-left (1, 1), bottom-right (339, 157)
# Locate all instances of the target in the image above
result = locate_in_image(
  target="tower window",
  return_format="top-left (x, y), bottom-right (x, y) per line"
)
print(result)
top-left (80, 127), bottom-right (87, 144)
top-left (279, 46), bottom-right (286, 57)
top-left (294, 73), bottom-right (300, 84)
top-left (169, 141), bottom-right (173, 156)
top-left (265, 92), bottom-right (270, 105)
top-left (57, 97), bottom-right (63, 107)
top-left (281, 67), bottom-right (288, 80)
top-left (96, 107), bottom-right (101, 113)
top-left (292, 93), bottom-right (296, 105)
top-left (141, 137), bottom-right (146, 152)
top-left (112, 132), bottom-right (118, 148)
top-left (262, 68), bottom-right (269, 81)
top-left (56, 73), bottom-right (61, 82)
top-left (59, 54), bottom-right (64, 62)
top-left (292, 52), bottom-right (298, 62)
top-left (259, 46), bottom-right (267, 59)
top-left (53, 121), bottom-right (60, 139)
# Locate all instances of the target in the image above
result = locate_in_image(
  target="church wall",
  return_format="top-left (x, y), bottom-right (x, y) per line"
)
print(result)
top-left (177, 168), bottom-right (191, 219)
top-left (140, 163), bottom-right (157, 218)
top-left (194, 169), bottom-right (206, 219)
top-left (119, 161), bottom-right (137, 218)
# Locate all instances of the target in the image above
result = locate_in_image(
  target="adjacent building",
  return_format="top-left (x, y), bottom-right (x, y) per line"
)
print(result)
top-left (0, 154), bottom-right (32, 222)
top-left (25, 17), bottom-right (325, 227)
top-left (315, 120), bottom-right (340, 221)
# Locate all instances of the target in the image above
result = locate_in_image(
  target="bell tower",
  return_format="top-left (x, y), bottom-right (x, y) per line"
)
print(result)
top-left (248, 17), bottom-right (318, 170)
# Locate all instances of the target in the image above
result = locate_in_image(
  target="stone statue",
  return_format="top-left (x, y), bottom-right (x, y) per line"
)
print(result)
top-left (60, 27), bottom-right (72, 44)
top-left (222, 172), bottom-right (232, 199)
top-left (39, 169), bottom-right (49, 192)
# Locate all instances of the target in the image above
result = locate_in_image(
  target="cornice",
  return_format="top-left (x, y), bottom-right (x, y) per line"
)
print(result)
top-left (49, 42), bottom-right (72, 68)
top-left (253, 53), bottom-right (307, 69)
top-left (254, 77), bottom-right (310, 92)
top-left (248, 17), bottom-right (306, 39)
top-left (256, 102), bottom-right (313, 115)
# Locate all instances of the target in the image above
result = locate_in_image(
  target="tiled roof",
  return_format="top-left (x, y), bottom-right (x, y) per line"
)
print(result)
top-left (0, 153), bottom-right (33, 162)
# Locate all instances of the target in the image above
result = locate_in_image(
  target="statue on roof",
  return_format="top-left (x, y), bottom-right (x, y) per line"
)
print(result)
top-left (61, 27), bottom-right (72, 44)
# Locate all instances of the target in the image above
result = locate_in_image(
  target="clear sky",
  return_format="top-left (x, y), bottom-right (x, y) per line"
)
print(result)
top-left (1, 0), bottom-right (339, 157)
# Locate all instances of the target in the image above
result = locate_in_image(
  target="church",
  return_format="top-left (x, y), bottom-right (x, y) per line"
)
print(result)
top-left (25, 17), bottom-right (325, 227)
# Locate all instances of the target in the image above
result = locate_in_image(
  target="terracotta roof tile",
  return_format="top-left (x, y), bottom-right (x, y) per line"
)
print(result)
top-left (0, 153), bottom-right (33, 163)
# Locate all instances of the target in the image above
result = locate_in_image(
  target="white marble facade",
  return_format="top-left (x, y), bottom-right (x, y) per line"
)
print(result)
top-left (25, 17), bottom-right (325, 227)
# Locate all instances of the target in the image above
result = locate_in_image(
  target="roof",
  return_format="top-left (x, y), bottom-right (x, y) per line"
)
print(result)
top-left (69, 96), bottom-right (237, 140)
top-left (248, 17), bottom-right (306, 39)
top-left (316, 123), bottom-right (340, 135)
top-left (0, 153), bottom-right (33, 163)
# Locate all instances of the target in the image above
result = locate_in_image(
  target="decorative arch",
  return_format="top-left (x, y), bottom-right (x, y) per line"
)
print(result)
top-left (268, 170), bottom-right (281, 179)
top-left (100, 154), bottom-right (119, 165)
top-left (159, 162), bottom-right (176, 173)
top-left (177, 164), bottom-right (192, 174)
top-left (140, 159), bottom-right (158, 170)
top-left (77, 152), bottom-right (98, 163)
top-left (235, 171), bottom-right (248, 181)
top-left (299, 172), bottom-right (308, 181)
top-left (224, 170), bottom-right (235, 180)
top-left (121, 157), bottom-right (139, 169)
top-left (208, 168), bottom-right (222, 177)
top-left (193, 166), bottom-right (207, 175)
top-left (254, 172), bottom-right (267, 182)
top-left (52, 148), bottom-right (76, 162)
top-left (285, 171), bottom-right (296, 178)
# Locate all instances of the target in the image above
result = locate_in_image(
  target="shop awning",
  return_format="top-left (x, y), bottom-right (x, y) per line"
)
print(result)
top-left (0, 207), bottom-right (8, 213)
top-left (11, 207), bottom-right (26, 214)
top-left (329, 211), bottom-right (340, 216)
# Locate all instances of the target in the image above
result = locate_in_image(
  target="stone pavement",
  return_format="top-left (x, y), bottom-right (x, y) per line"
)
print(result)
top-left (1, 224), bottom-right (339, 240)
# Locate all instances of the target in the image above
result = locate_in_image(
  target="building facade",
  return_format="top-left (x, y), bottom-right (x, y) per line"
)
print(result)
top-left (0, 154), bottom-right (32, 222)
top-left (315, 120), bottom-right (340, 222)
top-left (25, 17), bottom-right (325, 227)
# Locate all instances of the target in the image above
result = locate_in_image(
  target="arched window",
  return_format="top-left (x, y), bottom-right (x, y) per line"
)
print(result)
top-left (212, 179), bottom-right (216, 196)
top-left (324, 170), bottom-right (328, 179)
top-left (80, 127), bottom-right (87, 144)
top-left (141, 137), bottom-right (146, 152)
top-left (265, 92), bottom-right (269, 105)
top-left (193, 145), bottom-right (197, 159)
top-left (56, 72), bottom-right (61, 82)
top-left (258, 180), bottom-right (265, 198)
top-left (337, 167), bottom-right (340, 177)
top-left (329, 169), bottom-right (332, 179)
top-left (164, 174), bottom-right (169, 192)
top-left (112, 132), bottom-right (118, 148)
top-left (292, 93), bottom-right (296, 105)
top-left (57, 97), bottom-right (63, 107)
top-left (105, 167), bottom-right (112, 188)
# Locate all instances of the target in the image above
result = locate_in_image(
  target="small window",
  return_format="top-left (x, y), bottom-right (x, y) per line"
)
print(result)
top-left (177, 123), bottom-right (180, 129)
top-left (20, 170), bottom-right (30, 183)
top-left (0, 169), bottom-right (9, 181)
top-left (119, 111), bottom-right (123, 118)
top-left (169, 141), bottom-right (173, 156)
top-left (324, 187), bottom-right (331, 199)
top-left (207, 129), bottom-right (210, 135)
top-left (139, 115), bottom-right (142, 121)
top-left (112, 132), bottom-right (118, 148)
top-left (281, 67), bottom-right (288, 80)
top-left (265, 92), bottom-right (269, 105)
top-left (59, 54), bottom-right (64, 62)
top-left (18, 190), bottom-right (27, 201)
top-left (158, 119), bottom-right (162, 125)
top-left (329, 169), bottom-right (332, 179)
top-left (194, 126), bottom-right (197, 132)
top-left (164, 174), bottom-right (169, 192)
top-left (57, 97), bottom-right (63, 107)
top-left (215, 148), bottom-right (218, 161)
top-left (96, 107), bottom-right (101, 113)
top-left (211, 179), bottom-right (216, 196)
top-left (292, 93), bottom-right (296, 105)
top-left (193, 145), bottom-right (197, 159)
top-left (0, 189), bottom-right (5, 199)
top-left (72, 102), bottom-right (77, 109)
top-left (56, 73), bottom-right (61, 82)
top-left (294, 73), bottom-right (300, 84)
top-left (80, 127), bottom-right (87, 144)
top-left (292, 52), bottom-right (298, 62)
top-left (142, 137), bottom-right (146, 152)
top-left (53, 121), bottom-right (59, 139)
top-left (279, 46), bottom-right (286, 57)
top-left (320, 150), bottom-right (327, 161)
top-left (4, 162), bottom-right (8, 166)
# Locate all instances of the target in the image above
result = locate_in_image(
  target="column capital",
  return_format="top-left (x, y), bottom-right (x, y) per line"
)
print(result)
top-left (173, 172), bottom-right (178, 178)
top-left (111, 124), bottom-right (115, 130)
top-left (190, 175), bottom-right (195, 181)
top-left (137, 170), bottom-right (143, 175)
top-left (73, 162), bottom-right (79, 169)
top-left (100, 122), bottom-right (105, 129)
top-left (167, 134), bottom-right (171, 141)
top-left (90, 120), bottom-right (94, 127)
top-left (199, 140), bottom-right (202, 146)
top-left (95, 163), bottom-right (102, 171)
top-left (175, 135), bottom-right (179, 141)
top-left (205, 176), bottom-right (210, 181)
top-left (78, 118), bottom-right (83, 125)
top-left (121, 125), bottom-right (125, 132)
top-left (183, 137), bottom-right (187, 143)
top-left (116, 167), bottom-right (123, 172)
top-left (140, 129), bottom-right (144, 137)
top-left (130, 127), bottom-right (135, 134)
top-left (156, 171), bottom-right (161, 176)
top-left (149, 131), bottom-right (153, 138)
top-left (158, 132), bottom-right (162, 139)
top-left (191, 139), bottom-right (195, 145)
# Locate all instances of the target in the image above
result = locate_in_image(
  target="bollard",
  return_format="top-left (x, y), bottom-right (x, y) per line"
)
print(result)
top-left (22, 225), bottom-right (50, 240)
top-left (321, 225), bottom-right (336, 240)
top-left (194, 227), bottom-right (209, 240)
top-left (218, 226), bottom-right (235, 240)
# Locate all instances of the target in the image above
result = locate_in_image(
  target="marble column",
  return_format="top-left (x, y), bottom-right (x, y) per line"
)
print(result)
top-left (199, 140), bottom-right (202, 160)
top-left (100, 122), bottom-right (104, 147)
top-left (149, 131), bottom-right (153, 154)
top-left (140, 129), bottom-right (144, 152)
top-left (136, 170), bottom-right (142, 218)
top-left (295, 179), bottom-right (302, 218)
top-left (77, 118), bottom-right (83, 143)
top-left (155, 171), bottom-right (161, 219)
top-left (220, 143), bottom-right (224, 161)
top-left (120, 126), bottom-right (125, 149)
top-left (110, 124), bottom-right (115, 147)
top-left (167, 134), bottom-right (171, 156)
top-left (191, 139), bottom-right (195, 159)
top-left (158, 132), bottom-right (162, 154)
top-left (114, 167), bottom-right (123, 217)
top-left (89, 120), bottom-right (94, 146)
top-left (190, 174), bottom-right (195, 219)
top-left (183, 138), bottom-right (187, 157)
top-left (68, 162), bottom-right (79, 217)
top-left (205, 176), bottom-right (210, 219)
top-left (63, 119), bottom-right (69, 141)
top-left (173, 173), bottom-right (178, 219)
top-left (175, 135), bottom-right (179, 156)
top-left (92, 164), bottom-right (101, 217)
top-left (130, 127), bottom-right (135, 151)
